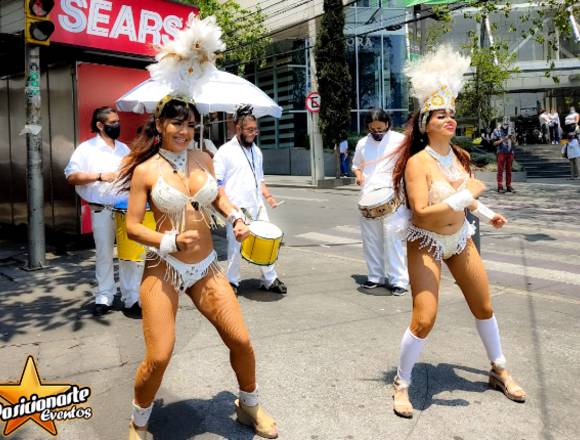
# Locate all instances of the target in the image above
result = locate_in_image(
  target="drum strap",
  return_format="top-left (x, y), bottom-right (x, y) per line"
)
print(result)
top-left (240, 144), bottom-right (259, 191)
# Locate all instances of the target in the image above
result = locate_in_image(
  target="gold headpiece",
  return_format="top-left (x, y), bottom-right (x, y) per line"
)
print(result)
top-left (155, 94), bottom-right (196, 119)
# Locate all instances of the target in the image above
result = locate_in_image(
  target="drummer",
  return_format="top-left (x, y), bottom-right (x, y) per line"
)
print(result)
top-left (65, 106), bottom-right (143, 318)
top-left (213, 105), bottom-right (287, 295)
top-left (352, 108), bottom-right (409, 295)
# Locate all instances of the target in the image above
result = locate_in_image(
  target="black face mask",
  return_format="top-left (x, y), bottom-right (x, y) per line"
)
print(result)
top-left (103, 123), bottom-right (121, 140)
top-left (370, 132), bottom-right (385, 142)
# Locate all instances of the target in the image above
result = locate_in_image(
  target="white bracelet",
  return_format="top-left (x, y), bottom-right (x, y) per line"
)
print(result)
top-left (227, 209), bottom-right (245, 226)
top-left (443, 189), bottom-right (475, 212)
top-left (159, 232), bottom-right (178, 256)
top-left (472, 201), bottom-right (497, 223)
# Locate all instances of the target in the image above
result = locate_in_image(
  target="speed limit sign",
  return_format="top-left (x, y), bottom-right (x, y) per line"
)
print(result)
top-left (305, 92), bottom-right (321, 113)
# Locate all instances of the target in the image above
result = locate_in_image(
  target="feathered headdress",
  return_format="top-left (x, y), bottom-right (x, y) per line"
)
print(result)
top-left (147, 14), bottom-right (226, 104)
top-left (404, 45), bottom-right (471, 132)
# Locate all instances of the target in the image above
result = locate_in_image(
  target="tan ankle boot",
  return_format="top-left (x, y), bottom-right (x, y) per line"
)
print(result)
top-left (489, 365), bottom-right (526, 402)
top-left (235, 399), bottom-right (278, 439)
top-left (392, 376), bottom-right (413, 418)
top-left (128, 422), bottom-right (150, 440)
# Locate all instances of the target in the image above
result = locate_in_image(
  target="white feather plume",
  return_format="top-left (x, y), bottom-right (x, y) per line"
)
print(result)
top-left (147, 14), bottom-right (226, 97)
top-left (404, 45), bottom-right (471, 107)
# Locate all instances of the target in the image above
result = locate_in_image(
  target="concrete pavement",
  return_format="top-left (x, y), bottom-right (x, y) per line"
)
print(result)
top-left (1, 179), bottom-right (579, 440)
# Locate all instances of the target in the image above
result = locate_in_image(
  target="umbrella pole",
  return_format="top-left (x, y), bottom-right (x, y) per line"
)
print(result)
top-left (199, 113), bottom-right (204, 150)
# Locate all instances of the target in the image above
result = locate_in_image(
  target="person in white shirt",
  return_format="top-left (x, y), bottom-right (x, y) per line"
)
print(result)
top-left (214, 105), bottom-right (287, 295)
top-left (564, 106), bottom-right (579, 136)
top-left (538, 109), bottom-right (551, 144)
top-left (65, 107), bottom-right (142, 318)
top-left (351, 109), bottom-right (409, 295)
top-left (548, 108), bottom-right (561, 144)
top-left (338, 132), bottom-right (350, 177)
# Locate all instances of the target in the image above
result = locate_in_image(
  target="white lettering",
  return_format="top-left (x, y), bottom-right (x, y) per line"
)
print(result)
top-left (138, 10), bottom-right (163, 45)
top-left (87, 0), bottom-right (112, 37)
top-left (161, 15), bottom-right (183, 45)
top-left (58, 0), bottom-right (88, 33)
top-left (110, 5), bottom-right (137, 41)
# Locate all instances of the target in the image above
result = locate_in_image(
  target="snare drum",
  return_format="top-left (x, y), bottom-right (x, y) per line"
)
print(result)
top-left (113, 198), bottom-right (156, 262)
top-left (358, 187), bottom-right (400, 219)
top-left (240, 221), bottom-right (283, 266)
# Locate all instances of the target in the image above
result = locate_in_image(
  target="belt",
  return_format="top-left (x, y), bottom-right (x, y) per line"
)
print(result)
top-left (88, 203), bottom-right (114, 212)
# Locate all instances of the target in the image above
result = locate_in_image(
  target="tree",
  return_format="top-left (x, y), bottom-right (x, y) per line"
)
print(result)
top-left (315, 0), bottom-right (352, 177)
top-left (178, 0), bottom-right (270, 73)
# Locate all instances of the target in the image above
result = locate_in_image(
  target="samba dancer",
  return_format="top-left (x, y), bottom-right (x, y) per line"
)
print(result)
top-left (214, 105), bottom-right (287, 295)
top-left (390, 46), bottom-right (526, 418)
top-left (352, 109), bottom-right (409, 295)
top-left (65, 106), bottom-right (143, 318)
top-left (119, 16), bottom-right (278, 439)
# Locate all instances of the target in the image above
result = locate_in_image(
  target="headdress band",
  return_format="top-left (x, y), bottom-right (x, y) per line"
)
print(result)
top-left (155, 95), bottom-right (196, 119)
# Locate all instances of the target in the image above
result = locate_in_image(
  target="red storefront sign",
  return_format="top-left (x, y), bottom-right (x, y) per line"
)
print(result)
top-left (51, 0), bottom-right (198, 57)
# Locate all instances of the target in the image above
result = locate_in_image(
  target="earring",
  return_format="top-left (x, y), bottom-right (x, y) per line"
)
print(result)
top-left (154, 134), bottom-right (161, 146)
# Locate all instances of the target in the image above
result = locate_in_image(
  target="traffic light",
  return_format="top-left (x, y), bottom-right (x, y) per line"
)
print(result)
top-left (25, 0), bottom-right (55, 46)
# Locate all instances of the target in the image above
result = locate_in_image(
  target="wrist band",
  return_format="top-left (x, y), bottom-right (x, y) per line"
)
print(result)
top-left (159, 232), bottom-right (178, 256)
top-left (443, 189), bottom-right (475, 212)
top-left (473, 201), bottom-right (496, 223)
top-left (227, 209), bottom-right (245, 226)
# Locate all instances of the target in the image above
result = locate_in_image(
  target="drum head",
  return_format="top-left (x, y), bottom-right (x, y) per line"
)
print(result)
top-left (359, 187), bottom-right (394, 208)
top-left (248, 220), bottom-right (283, 239)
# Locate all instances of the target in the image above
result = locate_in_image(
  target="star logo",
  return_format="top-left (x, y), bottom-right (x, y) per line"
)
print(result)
top-left (0, 356), bottom-right (91, 436)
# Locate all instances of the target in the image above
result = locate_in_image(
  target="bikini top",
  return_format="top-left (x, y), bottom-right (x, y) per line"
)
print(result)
top-left (425, 148), bottom-right (469, 205)
top-left (150, 154), bottom-right (218, 216)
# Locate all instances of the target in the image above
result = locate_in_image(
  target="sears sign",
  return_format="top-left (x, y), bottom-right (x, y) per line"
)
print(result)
top-left (52, 0), bottom-right (198, 56)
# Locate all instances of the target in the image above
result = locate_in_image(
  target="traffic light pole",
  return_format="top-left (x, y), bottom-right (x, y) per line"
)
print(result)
top-left (25, 44), bottom-right (46, 269)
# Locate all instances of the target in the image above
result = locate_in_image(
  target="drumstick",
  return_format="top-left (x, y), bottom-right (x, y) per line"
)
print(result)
top-left (274, 200), bottom-right (285, 208)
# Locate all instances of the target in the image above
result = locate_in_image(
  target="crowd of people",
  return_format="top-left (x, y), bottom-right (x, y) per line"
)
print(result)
top-left (64, 44), bottom-right (529, 439)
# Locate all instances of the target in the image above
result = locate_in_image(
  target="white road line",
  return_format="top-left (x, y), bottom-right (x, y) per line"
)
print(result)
top-left (272, 194), bottom-right (329, 202)
top-left (482, 233), bottom-right (580, 251)
top-left (483, 260), bottom-right (580, 286)
top-left (296, 232), bottom-right (361, 245)
top-left (482, 247), bottom-right (580, 265)
top-left (333, 225), bottom-right (362, 235)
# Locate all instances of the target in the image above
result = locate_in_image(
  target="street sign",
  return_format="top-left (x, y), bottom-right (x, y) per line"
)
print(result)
top-left (305, 92), bottom-right (321, 113)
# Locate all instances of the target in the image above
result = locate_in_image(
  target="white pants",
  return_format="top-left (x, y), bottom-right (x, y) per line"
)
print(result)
top-left (360, 212), bottom-right (409, 288)
top-left (226, 204), bottom-right (277, 288)
top-left (91, 209), bottom-right (143, 307)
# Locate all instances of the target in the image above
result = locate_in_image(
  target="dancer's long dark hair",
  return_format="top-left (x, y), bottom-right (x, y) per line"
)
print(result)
top-left (392, 111), bottom-right (472, 199)
top-left (118, 99), bottom-right (200, 190)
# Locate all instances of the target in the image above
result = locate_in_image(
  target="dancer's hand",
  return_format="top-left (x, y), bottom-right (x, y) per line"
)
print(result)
top-left (233, 220), bottom-right (250, 242)
top-left (466, 178), bottom-right (486, 198)
top-left (176, 230), bottom-right (200, 250)
top-left (490, 213), bottom-right (507, 229)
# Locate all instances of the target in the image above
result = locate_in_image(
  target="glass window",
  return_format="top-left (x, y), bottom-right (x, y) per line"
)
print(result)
top-left (358, 35), bottom-right (382, 110)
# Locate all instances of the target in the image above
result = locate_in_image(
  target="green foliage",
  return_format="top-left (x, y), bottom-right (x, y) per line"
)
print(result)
top-left (315, 0), bottom-right (352, 150)
top-left (178, 0), bottom-right (270, 73)
top-left (456, 42), bottom-right (517, 129)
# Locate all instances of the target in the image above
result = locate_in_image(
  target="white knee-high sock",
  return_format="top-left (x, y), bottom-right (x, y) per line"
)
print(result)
top-left (397, 328), bottom-right (427, 386)
top-left (240, 385), bottom-right (259, 407)
top-left (131, 400), bottom-right (153, 427)
top-left (475, 315), bottom-right (506, 368)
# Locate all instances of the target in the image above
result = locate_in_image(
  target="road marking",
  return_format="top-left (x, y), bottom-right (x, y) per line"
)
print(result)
top-left (295, 232), bottom-right (361, 245)
top-left (482, 247), bottom-right (580, 265)
top-left (273, 194), bottom-right (329, 202)
top-left (483, 260), bottom-right (580, 286)
top-left (333, 225), bottom-right (361, 235)
top-left (482, 233), bottom-right (580, 251)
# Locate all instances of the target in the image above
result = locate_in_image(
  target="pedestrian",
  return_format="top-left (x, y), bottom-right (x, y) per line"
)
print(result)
top-left (119, 96), bottom-right (278, 439)
top-left (338, 131), bottom-right (350, 177)
top-left (564, 106), bottom-right (579, 136)
top-left (351, 108), bottom-right (409, 295)
top-left (539, 109), bottom-right (551, 144)
top-left (492, 119), bottom-right (516, 193)
top-left (563, 132), bottom-right (580, 179)
top-left (213, 105), bottom-right (287, 296)
top-left (549, 108), bottom-right (561, 144)
top-left (64, 106), bottom-right (142, 318)
top-left (390, 45), bottom-right (526, 419)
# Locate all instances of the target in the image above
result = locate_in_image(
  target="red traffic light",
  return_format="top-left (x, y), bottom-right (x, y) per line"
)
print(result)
top-left (28, 0), bottom-right (55, 18)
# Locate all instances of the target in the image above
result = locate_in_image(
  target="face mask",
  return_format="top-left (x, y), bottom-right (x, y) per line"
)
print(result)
top-left (103, 123), bottom-right (121, 140)
top-left (370, 132), bottom-right (384, 142)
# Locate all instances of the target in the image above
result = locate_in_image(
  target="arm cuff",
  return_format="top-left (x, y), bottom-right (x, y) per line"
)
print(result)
top-left (443, 189), bottom-right (475, 212)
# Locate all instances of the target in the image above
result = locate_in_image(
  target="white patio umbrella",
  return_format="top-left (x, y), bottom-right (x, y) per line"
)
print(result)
top-left (116, 69), bottom-right (282, 118)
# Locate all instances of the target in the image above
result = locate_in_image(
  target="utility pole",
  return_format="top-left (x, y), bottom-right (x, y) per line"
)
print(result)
top-left (24, 44), bottom-right (46, 269)
top-left (308, 15), bottom-right (325, 184)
